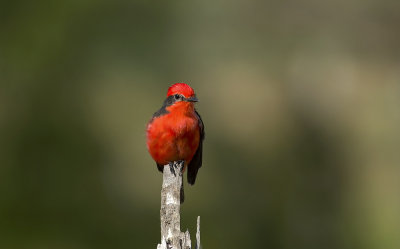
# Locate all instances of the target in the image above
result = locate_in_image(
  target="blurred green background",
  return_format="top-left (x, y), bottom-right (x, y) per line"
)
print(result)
top-left (1, 0), bottom-right (400, 248)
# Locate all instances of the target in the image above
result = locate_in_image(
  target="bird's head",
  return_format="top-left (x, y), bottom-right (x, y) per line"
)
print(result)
top-left (167, 83), bottom-right (198, 102)
top-left (163, 83), bottom-right (198, 112)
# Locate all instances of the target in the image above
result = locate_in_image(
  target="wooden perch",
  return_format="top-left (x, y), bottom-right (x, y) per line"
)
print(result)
top-left (157, 161), bottom-right (201, 249)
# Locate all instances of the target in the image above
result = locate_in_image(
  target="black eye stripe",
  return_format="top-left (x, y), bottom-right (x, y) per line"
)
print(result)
top-left (174, 94), bottom-right (186, 100)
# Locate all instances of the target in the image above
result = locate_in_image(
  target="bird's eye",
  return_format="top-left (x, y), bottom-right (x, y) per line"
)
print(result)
top-left (174, 94), bottom-right (181, 100)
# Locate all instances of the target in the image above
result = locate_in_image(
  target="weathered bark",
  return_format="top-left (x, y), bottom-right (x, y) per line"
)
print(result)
top-left (157, 161), bottom-right (201, 249)
top-left (196, 216), bottom-right (200, 249)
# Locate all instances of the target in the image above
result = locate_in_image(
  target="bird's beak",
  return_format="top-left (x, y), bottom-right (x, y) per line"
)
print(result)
top-left (186, 96), bottom-right (199, 102)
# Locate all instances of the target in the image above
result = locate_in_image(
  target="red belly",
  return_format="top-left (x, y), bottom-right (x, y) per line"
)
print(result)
top-left (146, 113), bottom-right (200, 167)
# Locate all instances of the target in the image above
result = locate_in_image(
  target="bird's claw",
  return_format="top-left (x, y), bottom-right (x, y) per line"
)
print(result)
top-left (177, 160), bottom-right (185, 172)
top-left (168, 162), bottom-right (176, 176)
top-left (169, 161), bottom-right (185, 176)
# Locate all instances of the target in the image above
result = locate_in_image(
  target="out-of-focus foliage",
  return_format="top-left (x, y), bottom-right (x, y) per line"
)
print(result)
top-left (1, 0), bottom-right (399, 248)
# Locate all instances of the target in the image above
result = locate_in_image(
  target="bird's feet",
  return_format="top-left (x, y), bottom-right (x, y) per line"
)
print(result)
top-left (168, 162), bottom-right (176, 176)
top-left (168, 160), bottom-right (185, 176)
top-left (176, 160), bottom-right (184, 171)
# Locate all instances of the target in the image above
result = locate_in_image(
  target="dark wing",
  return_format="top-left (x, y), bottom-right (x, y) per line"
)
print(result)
top-left (187, 110), bottom-right (205, 185)
top-left (156, 163), bottom-right (163, 172)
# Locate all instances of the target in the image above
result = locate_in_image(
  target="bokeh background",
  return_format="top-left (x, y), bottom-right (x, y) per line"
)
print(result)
top-left (1, 0), bottom-right (400, 248)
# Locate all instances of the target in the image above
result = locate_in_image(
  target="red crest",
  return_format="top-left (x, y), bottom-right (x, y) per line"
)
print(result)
top-left (167, 83), bottom-right (195, 98)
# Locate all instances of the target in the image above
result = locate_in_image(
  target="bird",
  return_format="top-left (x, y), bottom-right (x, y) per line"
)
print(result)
top-left (146, 83), bottom-right (205, 202)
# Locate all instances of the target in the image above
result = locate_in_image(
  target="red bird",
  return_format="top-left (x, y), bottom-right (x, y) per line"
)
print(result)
top-left (146, 83), bottom-right (205, 189)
